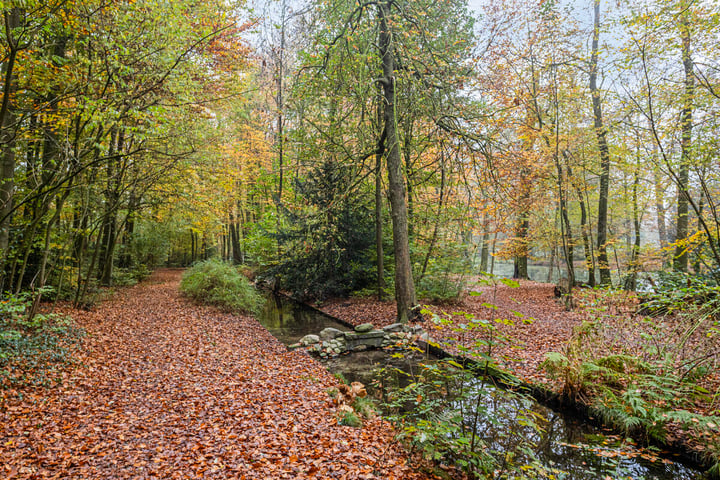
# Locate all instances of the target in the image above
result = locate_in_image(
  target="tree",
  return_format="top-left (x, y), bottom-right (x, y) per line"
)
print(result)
top-left (589, 0), bottom-right (612, 286)
top-left (290, 0), bottom-right (476, 321)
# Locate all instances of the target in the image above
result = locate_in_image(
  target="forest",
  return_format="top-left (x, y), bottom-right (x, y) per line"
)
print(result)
top-left (1, 0), bottom-right (719, 478)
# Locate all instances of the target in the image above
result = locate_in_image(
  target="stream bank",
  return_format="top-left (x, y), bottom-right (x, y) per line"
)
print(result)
top-left (257, 293), bottom-right (707, 479)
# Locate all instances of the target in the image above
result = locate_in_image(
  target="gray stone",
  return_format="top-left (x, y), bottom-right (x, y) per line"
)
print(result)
top-left (382, 322), bottom-right (404, 333)
top-left (287, 343), bottom-right (302, 350)
top-left (320, 327), bottom-right (345, 341)
top-left (345, 330), bottom-right (385, 349)
top-left (354, 323), bottom-right (374, 333)
top-left (300, 334), bottom-right (320, 346)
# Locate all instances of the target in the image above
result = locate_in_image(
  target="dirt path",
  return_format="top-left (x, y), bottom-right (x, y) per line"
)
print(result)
top-left (1, 270), bottom-right (428, 479)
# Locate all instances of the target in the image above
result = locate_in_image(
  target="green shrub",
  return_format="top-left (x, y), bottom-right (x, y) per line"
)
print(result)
top-left (337, 409), bottom-right (362, 427)
top-left (180, 259), bottom-right (263, 314)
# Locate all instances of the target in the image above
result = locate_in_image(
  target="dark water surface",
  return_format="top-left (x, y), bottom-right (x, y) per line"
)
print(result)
top-left (257, 294), bottom-right (706, 479)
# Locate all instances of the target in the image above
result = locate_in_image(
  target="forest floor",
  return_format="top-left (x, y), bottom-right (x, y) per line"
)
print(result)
top-left (318, 279), bottom-right (720, 464)
top-left (0, 270), bottom-right (432, 480)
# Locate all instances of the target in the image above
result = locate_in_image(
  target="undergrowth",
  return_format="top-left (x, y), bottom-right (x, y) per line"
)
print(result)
top-left (180, 259), bottom-right (263, 315)
top-left (542, 286), bottom-right (720, 474)
top-left (376, 291), bottom-right (555, 479)
top-left (0, 291), bottom-right (84, 390)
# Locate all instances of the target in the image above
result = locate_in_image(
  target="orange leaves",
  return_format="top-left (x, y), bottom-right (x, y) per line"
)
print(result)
top-left (0, 270), bottom-right (431, 480)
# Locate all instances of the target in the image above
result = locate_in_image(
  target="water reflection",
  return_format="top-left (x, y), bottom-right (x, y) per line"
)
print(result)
top-left (256, 294), bottom-right (705, 479)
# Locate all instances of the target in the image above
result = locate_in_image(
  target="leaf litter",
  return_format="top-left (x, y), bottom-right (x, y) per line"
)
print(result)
top-left (0, 270), bottom-right (433, 479)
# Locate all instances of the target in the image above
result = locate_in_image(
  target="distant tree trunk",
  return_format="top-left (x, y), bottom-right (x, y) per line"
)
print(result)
top-left (118, 190), bottom-right (138, 269)
top-left (375, 128), bottom-right (385, 300)
top-left (553, 141), bottom-right (574, 288)
top-left (479, 214), bottom-right (490, 272)
top-left (190, 230), bottom-right (197, 264)
top-left (490, 230), bottom-right (498, 275)
top-left (547, 246), bottom-right (556, 283)
top-left (99, 128), bottom-right (124, 286)
top-left (653, 165), bottom-right (668, 252)
top-left (403, 125), bottom-right (414, 239)
top-left (229, 210), bottom-right (243, 265)
top-left (590, 0), bottom-right (612, 286)
top-left (674, 16), bottom-right (693, 273)
top-left (564, 151), bottom-right (595, 287)
top-left (513, 207), bottom-right (529, 280)
top-left (693, 189), bottom-right (704, 274)
top-left (419, 148), bottom-right (446, 281)
top-left (379, 0), bottom-right (417, 323)
top-left (625, 154), bottom-right (641, 291)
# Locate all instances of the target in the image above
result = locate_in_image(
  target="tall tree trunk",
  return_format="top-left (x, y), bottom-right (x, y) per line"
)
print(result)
top-left (590, 0), bottom-right (612, 286)
top-left (0, 9), bottom-right (21, 271)
top-left (379, 0), bottom-right (417, 323)
top-left (674, 16), bottom-right (693, 273)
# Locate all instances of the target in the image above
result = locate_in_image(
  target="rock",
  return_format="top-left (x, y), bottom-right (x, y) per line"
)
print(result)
top-left (320, 327), bottom-right (345, 341)
top-left (345, 330), bottom-right (385, 349)
top-left (351, 344), bottom-right (369, 352)
top-left (300, 334), bottom-right (320, 346)
top-left (287, 343), bottom-right (302, 350)
top-left (382, 322), bottom-right (404, 333)
top-left (354, 323), bottom-right (374, 333)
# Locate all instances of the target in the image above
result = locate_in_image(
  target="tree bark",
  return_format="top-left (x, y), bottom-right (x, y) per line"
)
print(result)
top-left (379, 0), bottom-right (417, 323)
top-left (375, 115), bottom-right (385, 300)
top-left (0, 9), bottom-right (21, 274)
top-left (653, 165), bottom-right (668, 252)
top-left (590, 0), bottom-right (612, 286)
top-left (674, 16), bottom-right (693, 273)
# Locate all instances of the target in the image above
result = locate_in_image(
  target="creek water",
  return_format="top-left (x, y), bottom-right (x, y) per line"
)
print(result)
top-left (257, 294), bottom-right (706, 479)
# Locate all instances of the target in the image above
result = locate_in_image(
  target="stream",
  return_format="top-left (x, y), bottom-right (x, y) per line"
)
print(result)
top-left (257, 294), bottom-right (706, 479)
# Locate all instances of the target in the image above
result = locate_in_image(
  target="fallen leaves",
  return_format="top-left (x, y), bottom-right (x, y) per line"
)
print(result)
top-left (0, 269), bottom-right (432, 479)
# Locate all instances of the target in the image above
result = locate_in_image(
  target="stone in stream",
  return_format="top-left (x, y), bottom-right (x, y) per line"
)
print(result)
top-left (344, 330), bottom-right (385, 349)
top-left (299, 334), bottom-right (320, 346)
top-left (354, 323), bottom-right (374, 333)
top-left (382, 322), bottom-right (404, 333)
top-left (320, 327), bottom-right (345, 341)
